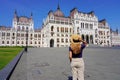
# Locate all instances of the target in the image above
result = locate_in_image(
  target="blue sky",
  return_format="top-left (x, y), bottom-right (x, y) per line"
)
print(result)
top-left (0, 0), bottom-right (120, 32)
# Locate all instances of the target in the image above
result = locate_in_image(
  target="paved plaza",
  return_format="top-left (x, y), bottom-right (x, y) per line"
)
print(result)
top-left (10, 46), bottom-right (120, 80)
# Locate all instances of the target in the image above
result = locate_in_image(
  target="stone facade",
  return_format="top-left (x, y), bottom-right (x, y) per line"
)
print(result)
top-left (0, 11), bottom-right (41, 47)
top-left (98, 19), bottom-right (111, 46)
top-left (0, 6), bottom-right (119, 47)
top-left (111, 29), bottom-right (120, 46)
top-left (41, 6), bottom-right (111, 47)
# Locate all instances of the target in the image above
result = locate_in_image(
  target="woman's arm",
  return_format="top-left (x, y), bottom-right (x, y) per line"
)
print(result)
top-left (83, 41), bottom-right (87, 46)
top-left (81, 40), bottom-right (88, 49)
top-left (69, 51), bottom-right (72, 62)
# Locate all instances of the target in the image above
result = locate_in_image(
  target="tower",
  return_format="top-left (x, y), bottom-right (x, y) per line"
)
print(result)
top-left (29, 12), bottom-right (34, 31)
top-left (13, 10), bottom-right (18, 30)
top-left (12, 10), bottom-right (34, 31)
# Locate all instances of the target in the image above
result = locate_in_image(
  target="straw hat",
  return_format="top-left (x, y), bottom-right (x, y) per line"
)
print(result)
top-left (70, 34), bottom-right (82, 43)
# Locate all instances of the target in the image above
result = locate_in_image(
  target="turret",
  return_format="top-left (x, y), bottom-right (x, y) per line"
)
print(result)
top-left (116, 28), bottom-right (118, 34)
top-left (30, 12), bottom-right (33, 19)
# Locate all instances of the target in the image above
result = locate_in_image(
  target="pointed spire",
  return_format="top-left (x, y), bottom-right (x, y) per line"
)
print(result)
top-left (31, 12), bottom-right (33, 16)
top-left (110, 28), bottom-right (112, 32)
top-left (14, 9), bottom-right (17, 15)
top-left (13, 10), bottom-right (18, 22)
top-left (116, 28), bottom-right (118, 34)
top-left (30, 12), bottom-right (33, 19)
top-left (14, 9), bottom-right (17, 18)
top-left (57, 3), bottom-right (60, 10)
top-left (54, 2), bottom-right (64, 17)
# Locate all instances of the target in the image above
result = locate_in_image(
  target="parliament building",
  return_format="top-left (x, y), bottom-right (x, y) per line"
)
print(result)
top-left (0, 5), bottom-right (119, 47)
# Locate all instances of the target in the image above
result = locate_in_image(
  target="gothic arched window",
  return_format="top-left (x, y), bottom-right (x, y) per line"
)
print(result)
top-left (57, 27), bottom-right (59, 32)
top-left (51, 26), bottom-right (54, 31)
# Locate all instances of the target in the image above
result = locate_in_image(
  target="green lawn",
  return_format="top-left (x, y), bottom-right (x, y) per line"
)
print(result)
top-left (0, 47), bottom-right (23, 70)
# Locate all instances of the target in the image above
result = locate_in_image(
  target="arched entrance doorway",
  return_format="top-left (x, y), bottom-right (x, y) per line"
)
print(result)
top-left (90, 35), bottom-right (93, 44)
top-left (82, 34), bottom-right (85, 41)
top-left (50, 39), bottom-right (54, 47)
top-left (86, 35), bottom-right (89, 44)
